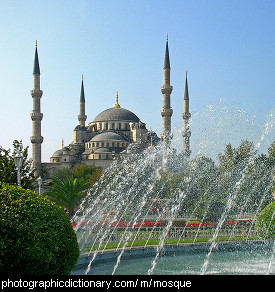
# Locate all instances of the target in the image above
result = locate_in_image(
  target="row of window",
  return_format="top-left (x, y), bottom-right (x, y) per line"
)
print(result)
top-left (89, 122), bottom-right (130, 131)
top-left (86, 141), bottom-right (128, 149)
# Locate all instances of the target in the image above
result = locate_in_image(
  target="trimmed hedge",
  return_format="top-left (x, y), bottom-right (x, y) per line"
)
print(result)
top-left (0, 183), bottom-right (79, 275)
top-left (256, 201), bottom-right (275, 240)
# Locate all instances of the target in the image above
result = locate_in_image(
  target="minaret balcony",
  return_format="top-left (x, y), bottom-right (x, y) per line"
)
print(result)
top-left (182, 131), bottom-right (191, 138)
top-left (30, 136), bottom-right (43, 143)
top-left (30, 112), bottom-right (43, 121)
top-left (183, 149), bottom-right (192, 157)
top-left (160, 108), bottom-right (173, 117)
top-left (161, 85), bottom-right (173, 94)
top-left (30, 89), bottom-right (43, 98)
top-left (78, 114), bottom-right (87, 121)
top-left (182, 112), bottom-right (191, 119)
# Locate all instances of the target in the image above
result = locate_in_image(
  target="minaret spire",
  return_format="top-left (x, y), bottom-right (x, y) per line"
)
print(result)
top-left (182, 71), bottom-right (191, 159)
top-left (33, 40), bottom-right (40, 75)
top-left (160, 34), bottom-right (173, 143)
top-left (30, 41), bottom-right (43, 176)
top-left (78, 74), bottom-right (87, 126)
top-left (164, 34), bottom-right (170, 69)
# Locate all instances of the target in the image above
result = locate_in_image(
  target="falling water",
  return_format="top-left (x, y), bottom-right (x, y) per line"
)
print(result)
top-left (200, 108), bottom-right (274, 275)
top-left (72, 105), bottom-right (274, 275)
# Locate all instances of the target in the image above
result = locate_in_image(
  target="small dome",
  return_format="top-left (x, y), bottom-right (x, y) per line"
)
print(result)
top-left (52, 149), bottom-right (63, 157)
top-left (93, 107), bottom-right (139, 123)
top-left (90, 132), bottom-right (126, 142)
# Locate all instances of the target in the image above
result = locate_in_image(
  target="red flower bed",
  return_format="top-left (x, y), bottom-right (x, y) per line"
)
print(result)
top-left (134, 221), bottom-right (162, 227)
top-left (73, 219), bottom-right (251, 228)
top-left (185, 222), bottom-right (214, 227)
top-left (72, 220), bottom-right (163, 228)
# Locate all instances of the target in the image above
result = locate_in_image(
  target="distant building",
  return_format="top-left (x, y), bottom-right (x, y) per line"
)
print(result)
top-left (30, 37), bottom-right (191, 177)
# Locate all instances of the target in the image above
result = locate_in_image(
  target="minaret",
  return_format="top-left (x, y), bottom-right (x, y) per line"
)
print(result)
top-left (182, 72), bottom-right (191, 158)
top-left (30, 41), bottom-right (43, 176)
top-left (160, 34), bottom-right (173, 144)
top-left (78, 74), bottom-right (87, 126)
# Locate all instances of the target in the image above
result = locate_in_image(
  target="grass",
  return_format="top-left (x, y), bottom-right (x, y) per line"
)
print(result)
top-left (81, 236), bottom-right (261, 254)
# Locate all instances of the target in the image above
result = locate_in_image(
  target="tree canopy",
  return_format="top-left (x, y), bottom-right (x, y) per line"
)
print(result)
top-left (46, 163), bottom-right (102, 218)
top-left (0, 140), bottom-right (36, 189)
top-left (0, 183), bottom-right (79, 275)
top-left (148, 139), bottom-right (274, 222)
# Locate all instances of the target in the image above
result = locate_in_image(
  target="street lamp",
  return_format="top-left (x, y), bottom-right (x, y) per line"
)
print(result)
top-left (14, 150), bottom-right (23, 188)
top-left (37, 176), bottom-right (43, 195)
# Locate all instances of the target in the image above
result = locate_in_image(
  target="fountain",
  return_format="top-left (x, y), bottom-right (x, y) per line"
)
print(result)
top-left (71, 105), bottom-right (274, 275)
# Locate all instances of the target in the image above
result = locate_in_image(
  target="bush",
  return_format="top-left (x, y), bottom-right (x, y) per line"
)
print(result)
top-left (0, 183), bottom-right (79, 275)
top-left (256, 201), bottom-right (275, 240)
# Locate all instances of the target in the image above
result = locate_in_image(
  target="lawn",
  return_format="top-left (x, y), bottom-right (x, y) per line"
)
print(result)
top-left (81, 235), bottom-right (260, 253)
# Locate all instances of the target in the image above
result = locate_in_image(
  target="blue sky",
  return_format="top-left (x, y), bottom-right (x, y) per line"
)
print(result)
top-left (0, 0), bottom-right (274, 162)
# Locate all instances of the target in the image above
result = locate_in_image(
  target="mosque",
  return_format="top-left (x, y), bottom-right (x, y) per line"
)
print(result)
top-left (30, 36), bottom-right (191, 177)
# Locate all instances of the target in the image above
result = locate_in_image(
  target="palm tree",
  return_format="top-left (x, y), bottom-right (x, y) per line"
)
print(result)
top-left (47, 175), bottom-right (88, 218)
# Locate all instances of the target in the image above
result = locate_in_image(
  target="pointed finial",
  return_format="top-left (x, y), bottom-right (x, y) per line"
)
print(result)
top-left (33, 41), bottom-right (40, 75)
top-left (184, 71), bottom-right (189, 101)
top-left (113, 91), bottom-right (121, 108)
top-left (62, 138), bottom-right (64, 150)
top-left (164, 34), bottom-right (170, 69)
top-left (80, 75), bottom-right (85, 102)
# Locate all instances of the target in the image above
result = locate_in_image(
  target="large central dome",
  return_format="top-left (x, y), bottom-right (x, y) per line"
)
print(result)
top-left (93, 107), bottom-right (139, 123)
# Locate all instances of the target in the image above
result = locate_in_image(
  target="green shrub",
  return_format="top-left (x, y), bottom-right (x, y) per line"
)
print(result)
top-left (0, 183), bottom-right (79, 275)
top-left (256, 201), bottom-right (275, 240)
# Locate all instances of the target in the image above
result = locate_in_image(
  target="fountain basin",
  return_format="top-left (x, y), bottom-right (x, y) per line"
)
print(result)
top-left (72, 240), bottom-right (273, 275)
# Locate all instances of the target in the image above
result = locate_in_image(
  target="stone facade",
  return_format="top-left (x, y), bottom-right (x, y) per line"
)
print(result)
top-left (43, 89), bottom-right (156, 176)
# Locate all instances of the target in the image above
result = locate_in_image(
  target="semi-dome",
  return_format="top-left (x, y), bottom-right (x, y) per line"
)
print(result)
top-left (90, 132), bottom-right (126, 142)
top-left (93, 107), bottom-right (139, 123)
top-left (94, 147), bottom-right (111, 153)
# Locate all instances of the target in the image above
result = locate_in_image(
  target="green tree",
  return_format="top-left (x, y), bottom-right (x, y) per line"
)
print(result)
top-left (256, 201), bottom-right (275, 239)
top-left (185, 155), bottom-right (222, 221)
top-left (218, 140), bottom-right (256, 174)
top-left (267, 141), bottom-right (275, 193)
top-left (72, 163), bottom-right (102, 187)
top-left (0, 140), bottom-right (36, 189)
top-left (268, 140), bottom-right (275, 163)
top-left (216, 140), bottom-right (274, 214)
top-left (47, 175), bottom-right (88, 218)
top-left (0, 183), bottom-right (79, 275)
top-left (46, 163), bottom-right (102, 218)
